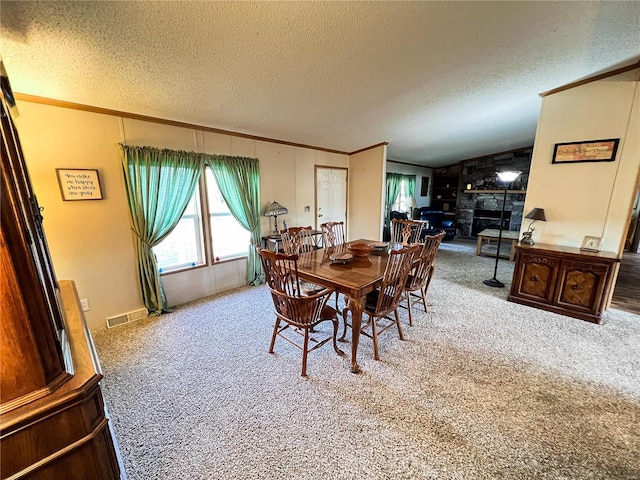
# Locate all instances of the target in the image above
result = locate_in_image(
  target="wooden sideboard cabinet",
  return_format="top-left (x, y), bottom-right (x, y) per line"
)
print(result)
top-left (1, 86), bottom-right (124, 478)
top-left (508, 243), bottom-right (620, 324)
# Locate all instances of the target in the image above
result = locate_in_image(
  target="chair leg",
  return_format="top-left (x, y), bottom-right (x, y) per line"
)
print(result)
top-left (331, 318), bottom-right (345, 356)
top-left (395, 310), bottom-right (404, 340)
top-left (340, 307), bottom-right (350, 341)
top-left (420, 286), bottom-right (428, 312)
top-left (301, 328), bottom-right (309, 377)
top-left (269, 318), bottom-right (280, 353)
top-left (406, 293), bottom-right (413, 326)
top-left (370, 315), bottom-right (380, 361)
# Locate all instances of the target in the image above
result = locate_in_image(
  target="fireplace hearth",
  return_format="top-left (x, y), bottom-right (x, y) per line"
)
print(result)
top-left (472, 209), bottom-right (511, 236)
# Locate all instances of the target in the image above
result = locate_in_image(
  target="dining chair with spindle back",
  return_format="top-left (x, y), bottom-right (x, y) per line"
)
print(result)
top-left (341, 244), bottom-right (420, 360)
top-left (281, 226), bottom-right (315, 255)
top-left (391, 219), bottom-right (425, 245)
top-left (320, 221), bottom-right (348, 310)
top-left (320, 221), bottom-right (346, 249)
top-left (257, 247), bottom-right (344, 376)
top-left (280, 227), bottom-right (323, 294)
top-left (403, 231), bottom-right (445, 325)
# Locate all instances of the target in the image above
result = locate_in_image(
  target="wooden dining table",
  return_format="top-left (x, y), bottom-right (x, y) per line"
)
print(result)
top-left (295, 239), bottom-right (393, 373)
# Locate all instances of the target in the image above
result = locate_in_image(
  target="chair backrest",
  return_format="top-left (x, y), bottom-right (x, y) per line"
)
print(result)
top-left (281, 226), bottom-right (315, 255)
top-left (320, 221), bottom-right (346, 248)
top-left (389, 211), bottom-right (408, 221)
top-left (406, 231), bottom-right (446, 290)
top-left (374, 245), bottom-right (420, 316)
top-left (267, 286), bottom-right (331, 328)
top-left (391, 219), bottom-right (425, 245)
top-left (258, 246), bottom-right (331, 328)
top-left (257, 247), bottom-right (301, 297)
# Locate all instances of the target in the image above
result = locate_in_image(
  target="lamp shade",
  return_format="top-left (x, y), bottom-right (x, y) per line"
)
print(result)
top-left (497, 170), bottom-right (521, 183)
top-left (264, 201), bottom-right (288, 217)
top-left (405, 196), bottom-right (417, 208)
top-left (525, 207), bottom-right (546, 222)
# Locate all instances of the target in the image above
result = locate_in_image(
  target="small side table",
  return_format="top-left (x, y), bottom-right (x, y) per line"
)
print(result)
top-left (476, 228), bottom-right (520, 261)
top-left (262, 234), bottom-right (283, 252)
top-left (261, 230), bottom-right (323, 252)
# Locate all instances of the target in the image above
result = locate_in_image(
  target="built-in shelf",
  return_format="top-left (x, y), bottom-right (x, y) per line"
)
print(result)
top-left (463, 190), bottom-right (527, 194)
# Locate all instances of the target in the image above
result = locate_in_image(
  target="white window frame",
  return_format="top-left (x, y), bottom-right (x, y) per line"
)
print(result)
top-left (154, 166), bottom-right (252, 275)
top-left (392, 179), bottom-right (409, 212)
top-left (205, 167), bottom-right (250, 262)
top-left (153, 183), bottom-right (205, 273)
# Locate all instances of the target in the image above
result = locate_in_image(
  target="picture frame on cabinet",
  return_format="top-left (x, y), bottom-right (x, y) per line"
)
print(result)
top-left (580, 235), bottom-right (602, 252)
top-left (552, 139), bottom-right (619, 164)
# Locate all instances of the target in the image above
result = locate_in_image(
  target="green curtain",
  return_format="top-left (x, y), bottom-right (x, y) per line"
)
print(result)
top-left (120, 144), bottom-right (202, 315)
top-left (404, 174), bottom-right (416, 198)
top-left (206, 155), bottom-right (265, 285)
top-left (385, 173), bottom-right (404, 227)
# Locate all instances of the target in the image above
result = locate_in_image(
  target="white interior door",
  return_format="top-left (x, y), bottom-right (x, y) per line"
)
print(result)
top-left (316, 167), bottom-right (347, 232)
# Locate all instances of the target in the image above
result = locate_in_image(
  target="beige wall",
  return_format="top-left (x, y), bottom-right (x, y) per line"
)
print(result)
top-left (524, 70), bottom-right (640, 254)
top-left (16, 103), bottom-right (142, 332)
top-left (348, 145), bottom-right (387, 241)
top-left (15, 101), bottom-right (348, 330)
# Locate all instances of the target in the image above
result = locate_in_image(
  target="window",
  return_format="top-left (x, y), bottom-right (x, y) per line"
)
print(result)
top-left (205, 167), bottom-right (250, 261)
top-left (153, 185), bottom-right (205, 272)
top-left (153, 167), bottom-right (251, 272)
top-left (392, 178), bottom-right (410, 212)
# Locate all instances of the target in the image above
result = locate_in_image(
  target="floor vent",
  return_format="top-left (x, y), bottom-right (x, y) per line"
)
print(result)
top-left (106, 308), bottom-right (148, 329)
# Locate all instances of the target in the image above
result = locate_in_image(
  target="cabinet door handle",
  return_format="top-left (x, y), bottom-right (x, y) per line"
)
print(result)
top-left (571, 284), bottom-right (583, 291)
top-left (530, 274), bottom-right (540, 282)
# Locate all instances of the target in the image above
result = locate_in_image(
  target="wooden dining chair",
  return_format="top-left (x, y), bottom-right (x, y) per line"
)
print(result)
top-left (320, 221), bottom-right (346, 248)
top-left (320, 221), bottom-right (348, 309)
top-left (341, 245), bottom-right (420, 360)
top-left (281, 226), bottom-right (315, 255)
top-left (403, 231), bottom-right (445, 325)
top-left (257, 247), bottom-right (344, 376)
top-left (279, 227), bottom-right (323, 294)
top-left (391, 219), bottom-right (425, 245)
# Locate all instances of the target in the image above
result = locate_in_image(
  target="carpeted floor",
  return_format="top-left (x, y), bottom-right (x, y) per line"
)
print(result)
top-left (93, 240), bottom-right (640, 480)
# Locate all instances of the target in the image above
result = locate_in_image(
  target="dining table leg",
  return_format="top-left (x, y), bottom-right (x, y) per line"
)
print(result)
top-left (346, 293), bottom-right (363, 373)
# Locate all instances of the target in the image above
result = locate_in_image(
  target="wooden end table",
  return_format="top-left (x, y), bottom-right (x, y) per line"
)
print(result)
top-left (476, 228), bottom-right (520, 261)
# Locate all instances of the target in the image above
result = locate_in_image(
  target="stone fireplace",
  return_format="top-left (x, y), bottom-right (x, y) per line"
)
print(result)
top-left (456, 148), bottom-right (532, 238)
top-left (472, 209), bottom-right (511, 235)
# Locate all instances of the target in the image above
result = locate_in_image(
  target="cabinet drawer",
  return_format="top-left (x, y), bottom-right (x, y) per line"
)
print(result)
top-left (555, 260), bottom-right (610, 314)
top-left (513, 253), bottom-right (559, 303)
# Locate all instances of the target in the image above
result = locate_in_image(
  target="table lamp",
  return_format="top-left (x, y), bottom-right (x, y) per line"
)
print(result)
top-left (520, 208), bottom-right (546, 245)
top-left (405, 196), bottom-right (417, 218)
top-left (264, 201), bottom-right (288, 235)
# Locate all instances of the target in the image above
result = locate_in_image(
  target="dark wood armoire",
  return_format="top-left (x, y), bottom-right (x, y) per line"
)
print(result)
top-left (0, 77), bottom-right (125, 478)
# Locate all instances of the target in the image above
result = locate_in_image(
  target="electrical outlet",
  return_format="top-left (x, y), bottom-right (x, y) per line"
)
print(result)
top-left (80, 298), bottom-right (90, 312)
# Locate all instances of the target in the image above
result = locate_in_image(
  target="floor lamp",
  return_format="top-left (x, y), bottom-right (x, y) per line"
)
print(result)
top-left (483, 170), bottom-right (521, 288)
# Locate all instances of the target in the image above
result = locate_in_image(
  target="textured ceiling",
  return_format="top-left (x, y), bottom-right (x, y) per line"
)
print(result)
top-left (1, 1), bottom-right (639, 167)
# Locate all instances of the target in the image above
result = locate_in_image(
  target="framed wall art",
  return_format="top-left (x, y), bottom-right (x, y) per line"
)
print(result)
top-left (56, 168), bottom-right (103, 201)
top-left (552, 138), bottom-right (619, 164)
top-left (580, 235), bottom-right (602, 252)
top-left (420, 176), bottom-right (430, 196)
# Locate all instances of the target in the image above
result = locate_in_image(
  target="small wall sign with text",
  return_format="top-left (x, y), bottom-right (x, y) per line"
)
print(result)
top-left (56, 168), bottom-right (103, 201)
top-left (552, 139), bottom-right (619, 164)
